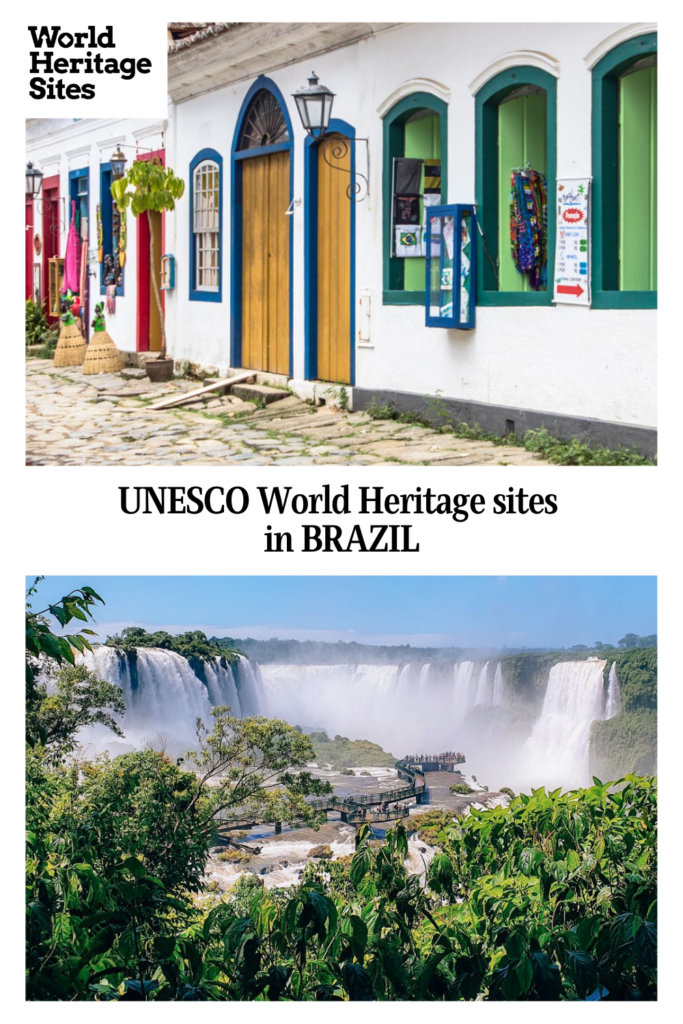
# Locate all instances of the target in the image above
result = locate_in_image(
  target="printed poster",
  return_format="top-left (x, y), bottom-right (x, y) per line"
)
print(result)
top-left (554, 178), bottom-right (590, 306)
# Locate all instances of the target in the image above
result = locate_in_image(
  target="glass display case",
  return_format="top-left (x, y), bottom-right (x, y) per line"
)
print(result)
top-left (425, 204), bottom-right (476, 329)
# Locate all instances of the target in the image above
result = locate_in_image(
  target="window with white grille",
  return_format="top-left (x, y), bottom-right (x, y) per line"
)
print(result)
top-left (193, 160), bottom-right (220, 291)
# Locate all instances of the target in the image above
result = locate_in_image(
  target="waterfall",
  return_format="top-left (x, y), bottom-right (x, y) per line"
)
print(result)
top-left (605, 662), bottom-right (621, 719)
top-left (475, 662), bottom-right (492, 706)
top-left (492, 663), bottom-right (505, 706)
top-left (522, 660), bottom-right (608, 788)
top-left (81, 646), bottom-right (246, 752)
top-left (75, 647), bottom-right (614, 791)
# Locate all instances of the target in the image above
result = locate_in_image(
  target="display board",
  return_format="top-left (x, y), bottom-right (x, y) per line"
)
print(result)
top-left (554, 178), bottom-right (590, 306)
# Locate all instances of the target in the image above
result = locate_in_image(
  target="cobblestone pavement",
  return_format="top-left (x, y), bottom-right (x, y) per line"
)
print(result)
top-left (26, 360), bottom-right (549, 467)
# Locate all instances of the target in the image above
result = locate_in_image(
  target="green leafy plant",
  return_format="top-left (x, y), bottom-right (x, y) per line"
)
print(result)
top-left (111, 159), bottom-right (185, 358)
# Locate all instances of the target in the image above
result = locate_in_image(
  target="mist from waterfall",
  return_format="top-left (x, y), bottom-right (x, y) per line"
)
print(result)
top-left (77, 647), bottom-right (619, 790)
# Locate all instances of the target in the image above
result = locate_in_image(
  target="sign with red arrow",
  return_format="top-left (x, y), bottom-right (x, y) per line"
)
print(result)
top-left (557, 283), bottom-right (585, 297)
top-left (554, 178), bottom-right (591, 306)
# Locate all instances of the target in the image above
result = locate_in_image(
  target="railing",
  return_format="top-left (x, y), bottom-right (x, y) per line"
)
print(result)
top-left (215, 754), bottom-right (463, 833)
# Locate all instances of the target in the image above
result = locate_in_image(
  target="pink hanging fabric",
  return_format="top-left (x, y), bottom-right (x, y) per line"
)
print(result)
top-left (63, 200), bottom-right (81, 293)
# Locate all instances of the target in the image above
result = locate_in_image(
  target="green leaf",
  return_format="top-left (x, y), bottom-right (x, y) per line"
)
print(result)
top-left (343, 962), bottom-right (374, 1001)
top-left (566, 949), bottom-right (598, 998)
top-left (530, 950), bottom-right (561, 1000)
top-left (154, 936), bottom-right (176, 959)
top-left (633, 922), bottom-right (657, 968)
top-left (516, 957), bottom-right (533, 994)
top-left (121, 856), bottom-right (146, 879)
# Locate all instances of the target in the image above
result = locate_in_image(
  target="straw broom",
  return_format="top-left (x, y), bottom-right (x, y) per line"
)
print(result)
top-left (82, 302), bottom-right (124, 375)
top-left (53, 308), bottom-right (86, 367)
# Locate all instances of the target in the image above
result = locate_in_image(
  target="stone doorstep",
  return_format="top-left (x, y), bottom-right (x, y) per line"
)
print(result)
top-left (230, 383), bottom-right (290, 405)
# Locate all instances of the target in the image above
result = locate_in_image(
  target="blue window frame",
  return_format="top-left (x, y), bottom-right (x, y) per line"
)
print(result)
top-left (425, 204), bottom-right (477, 329)
top-left (189, 148), bottom-right (223, 302)
top-left (99, 163), bottom-right (124, 296)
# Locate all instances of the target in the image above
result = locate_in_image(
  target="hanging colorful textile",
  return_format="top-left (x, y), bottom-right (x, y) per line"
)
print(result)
top-left (423, 160), bottom-right (441, 194)
top-left (63, 200), bottom-right (81, 293)
top-left (509, 168), bottom-right (547, 291)
top-left (394, 195), bottom-right (420, 225)
top-left (96, 203), bottom-right (103, 263)
top-left (106, 284), bottom-right (117, 314)
top-left (118, 207), bottom-right (127, 267)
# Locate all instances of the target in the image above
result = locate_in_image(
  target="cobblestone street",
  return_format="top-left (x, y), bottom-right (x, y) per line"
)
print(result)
top-left (26, 360), bottom-right (548, 467)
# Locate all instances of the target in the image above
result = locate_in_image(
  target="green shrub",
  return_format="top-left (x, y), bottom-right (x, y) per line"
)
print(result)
top-left (450, 783), bottom-right (474, 795)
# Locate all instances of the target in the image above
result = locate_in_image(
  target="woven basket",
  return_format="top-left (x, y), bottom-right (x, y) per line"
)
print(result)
top-left (81, 329), bottom-right (124, 375)
top-left (53, 322), bottom-right (86, 367)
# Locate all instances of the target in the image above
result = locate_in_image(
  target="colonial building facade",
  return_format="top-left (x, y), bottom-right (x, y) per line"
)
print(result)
top-left (26, 22), bottom-right (657, 452)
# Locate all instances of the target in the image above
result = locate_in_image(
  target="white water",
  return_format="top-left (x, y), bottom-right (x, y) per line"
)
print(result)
top-left (605, 662), bottom-right (621, 719)
top-left (522, 660), bottom-right (610, 788)
top-left (78, 648), bottom-right (619, 789)
top-left (492, 662), bottom-right (506, 706)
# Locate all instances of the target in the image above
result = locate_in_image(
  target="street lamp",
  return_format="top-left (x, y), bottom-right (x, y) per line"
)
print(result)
top-left (26, 161), bottom-right (44, 199)
top-left (292, 72), bottom-right (335, 139)
top-left (110, 146), bottom-right (128, 180)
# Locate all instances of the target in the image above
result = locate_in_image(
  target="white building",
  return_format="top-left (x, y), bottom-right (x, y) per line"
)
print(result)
top-left (26, 22), bottom-right (657, 454)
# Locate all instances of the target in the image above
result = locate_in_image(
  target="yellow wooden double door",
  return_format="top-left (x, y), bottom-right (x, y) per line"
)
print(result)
top-left (241, 151), bottom-right (290, 375)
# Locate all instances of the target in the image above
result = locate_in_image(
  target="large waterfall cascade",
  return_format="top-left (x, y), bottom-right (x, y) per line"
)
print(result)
top-left (80, 648), bottom-right (621, 788)
top-left (522, 660), bottom-right (620, 787)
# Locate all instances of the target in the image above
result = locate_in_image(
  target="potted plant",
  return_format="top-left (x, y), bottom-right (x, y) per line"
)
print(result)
top-left (111, 159), bottom-right (185, 381)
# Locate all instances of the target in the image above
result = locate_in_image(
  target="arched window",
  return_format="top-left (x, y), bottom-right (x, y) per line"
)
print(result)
top-left (382, 92), bottom-right (447, 305)
top-left (475, 66), bottom-right (557, 305)
top-left (592, 32), bottom-right (657, 309)
top-left (237, 89), bottom-right (290, 150)
top-left (189, 148), bottom-right (222, 302)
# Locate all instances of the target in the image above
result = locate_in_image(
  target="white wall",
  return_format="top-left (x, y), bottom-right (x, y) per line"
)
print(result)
top-left (27, 117), bottom-right (165, 351)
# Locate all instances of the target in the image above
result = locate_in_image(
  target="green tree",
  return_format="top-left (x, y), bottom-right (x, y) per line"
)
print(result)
top-left (27, 662), bottom-right (125, 761)
top-left (111, 160), bottom-right (185, 358)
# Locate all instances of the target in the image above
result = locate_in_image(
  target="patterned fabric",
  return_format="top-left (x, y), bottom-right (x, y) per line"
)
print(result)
top-left (395, 226), bottom-right (423, 257)
top-left (423, 160), bottom-right (441, 194)
top-left (510, 169), bottom-right (548, 291)
top-left (394, 195), bottom-right (420, 225)
top-left (106, 284), bottom-right (117, 315)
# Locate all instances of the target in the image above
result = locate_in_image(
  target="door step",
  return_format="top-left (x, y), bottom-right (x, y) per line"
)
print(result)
top-left (230, 383), bottom-right (289, 405)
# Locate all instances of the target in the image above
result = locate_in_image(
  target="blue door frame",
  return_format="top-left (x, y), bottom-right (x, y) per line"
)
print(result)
top-left (304, 119), bottom-right (356, 384)
top-left (230, 76), bottom-right (294, 374)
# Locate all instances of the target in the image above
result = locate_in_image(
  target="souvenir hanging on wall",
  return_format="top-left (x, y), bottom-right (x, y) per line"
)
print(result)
top-left (423, 160), bottom-right (441, 194)
top-left (96, 204), bottom-right (103, 263)
top-left (394, 157), bottom-right (423, 195)
top-left (118, 207), bottom-right (126, 268)
top-left (63, 200), bottom-right (81, 293)
top-left (510, 168), bottom-right (548, 291)
top-left (395, 226), bottom-right (423, 257)
top-left (394, 195), bottom-right (421, 225)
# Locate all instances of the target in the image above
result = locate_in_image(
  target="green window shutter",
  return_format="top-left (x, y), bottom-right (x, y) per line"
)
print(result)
top-left (498, 94), bottom-right (547, 292)
top-left (619, 66), bottom-right (657, 291)
top-left (403, 114), bottom-right (440, 292)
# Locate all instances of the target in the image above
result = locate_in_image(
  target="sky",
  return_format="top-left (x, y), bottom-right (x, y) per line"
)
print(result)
top-left (28, 576), bottom-right (657, 649)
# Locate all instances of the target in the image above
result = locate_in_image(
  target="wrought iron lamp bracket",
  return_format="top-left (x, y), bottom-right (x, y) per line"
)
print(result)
top-left (33, 196), bottom-right (67, 237)
top-left (319, 135), bottom-right (370, 202)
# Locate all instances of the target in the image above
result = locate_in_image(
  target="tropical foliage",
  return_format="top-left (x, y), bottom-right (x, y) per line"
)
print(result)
top-left (105, 626), bottom-right (242, 663)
